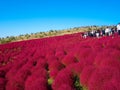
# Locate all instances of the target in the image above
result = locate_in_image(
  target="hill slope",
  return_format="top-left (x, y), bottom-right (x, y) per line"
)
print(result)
top-left (0, 32), bottom-right (120, 90)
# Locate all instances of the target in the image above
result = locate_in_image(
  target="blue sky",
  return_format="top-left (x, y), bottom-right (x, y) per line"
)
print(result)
top-left (0, 0), bottom-right (120, 38)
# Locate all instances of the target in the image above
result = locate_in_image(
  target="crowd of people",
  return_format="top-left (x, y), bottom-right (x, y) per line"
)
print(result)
top-left (82, 23), bottom-right (120, 38)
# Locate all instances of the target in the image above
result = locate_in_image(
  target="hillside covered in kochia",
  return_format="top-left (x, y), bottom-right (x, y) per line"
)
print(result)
top-left (0, 25), bottom-right (115, 44)
top-left (0, 31), bottom-right (120, 90)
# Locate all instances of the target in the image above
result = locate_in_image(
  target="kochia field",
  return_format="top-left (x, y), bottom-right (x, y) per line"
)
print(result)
top-left (0, 32), bottom-right (120, 90)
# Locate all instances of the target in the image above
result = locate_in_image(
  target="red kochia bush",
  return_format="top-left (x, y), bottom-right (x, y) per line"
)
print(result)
top-left (49, 60), bottom-right (63, 80)
top-left (0, 62), bottom-right (12, 73)
top-left (0, 70), bottom-right (6, 78)
top-left (101, 81), bottom-right (117, 90)
top-left (62, 53), bottom-right (78, 66)
top-left (94, 49), bottom-right (109, 67)
top-left (0, 78), bottom-right (6, 90)
top-left (110, 79), bottom-right (120, 90)
top-left (52, 68), bottom-right (74, 90)
top-left (31, 58), bottom-right (48, 70)
top-left (57, 84), bottom-right (75, 90)
top-left (45, 49), bottom-right (55, 59)
top-left (99, 57), bottom-right (120, 70)
top-left (88, 66), bottom-right (120, 90)
top-left (67, 62), bottom-right (84, 76)
top-left (46, 55), bottom-right (58, 65)
top-left (69, 57), bottom-right (95, 77)
top-left (6, 65), bottom-right (20, 80)
top-left (74, 46), bottom-right (92, 60)
top-left (25, 68), bottom-right (48, 90)
top-left (49, 69), bottom-right (59, 79)
top-left (25, 77), bottom-right (48, 90)
top-left (6, 67), bottom-right (31, 90)
top-left (80, 65), bottom-right (96, 87)
top-left (49, 60), bottom-right (64, 71)
top-left (31, 68), bottom-right (47, 79)
top-left (94, 49), bottom-right (120, 72)
top-left (55, 51), bottom-right (65, 60)
top-left (6, 60), bottom-right (32, 80)
top-left (6, 78), bottom-right (24, 90)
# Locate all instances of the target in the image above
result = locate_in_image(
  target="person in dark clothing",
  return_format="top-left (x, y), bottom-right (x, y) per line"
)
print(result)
top-left (111, 28), bottom-right (115, 35)
top-left (102, 29), bottom-right (105, 36)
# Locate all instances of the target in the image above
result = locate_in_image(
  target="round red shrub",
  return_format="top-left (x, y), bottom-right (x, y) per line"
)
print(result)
top-left (58, 84), bottom-right (75, 90)
top-left (88, 67), bottom-right (120, 90)
top-left (49, 69), bottom-right (59, 79)
top-left (0, 78), bottom-right (6, 89)
top-left (80, 65), bottom-right (96, 87)
top-left (49, 60), bottom-right (64, 71)
top-left (52, 68), bottom-right (74, 90)
top-left (62, 53), bottom-right (78, 66)
top-left (25, 77), bottom-right (48, 90)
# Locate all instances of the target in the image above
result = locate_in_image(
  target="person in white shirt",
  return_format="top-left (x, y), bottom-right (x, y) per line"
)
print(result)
top-left (117, 23), bottom-right (120, 35)
top-left (105, 27), bottom-right (110, 36)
